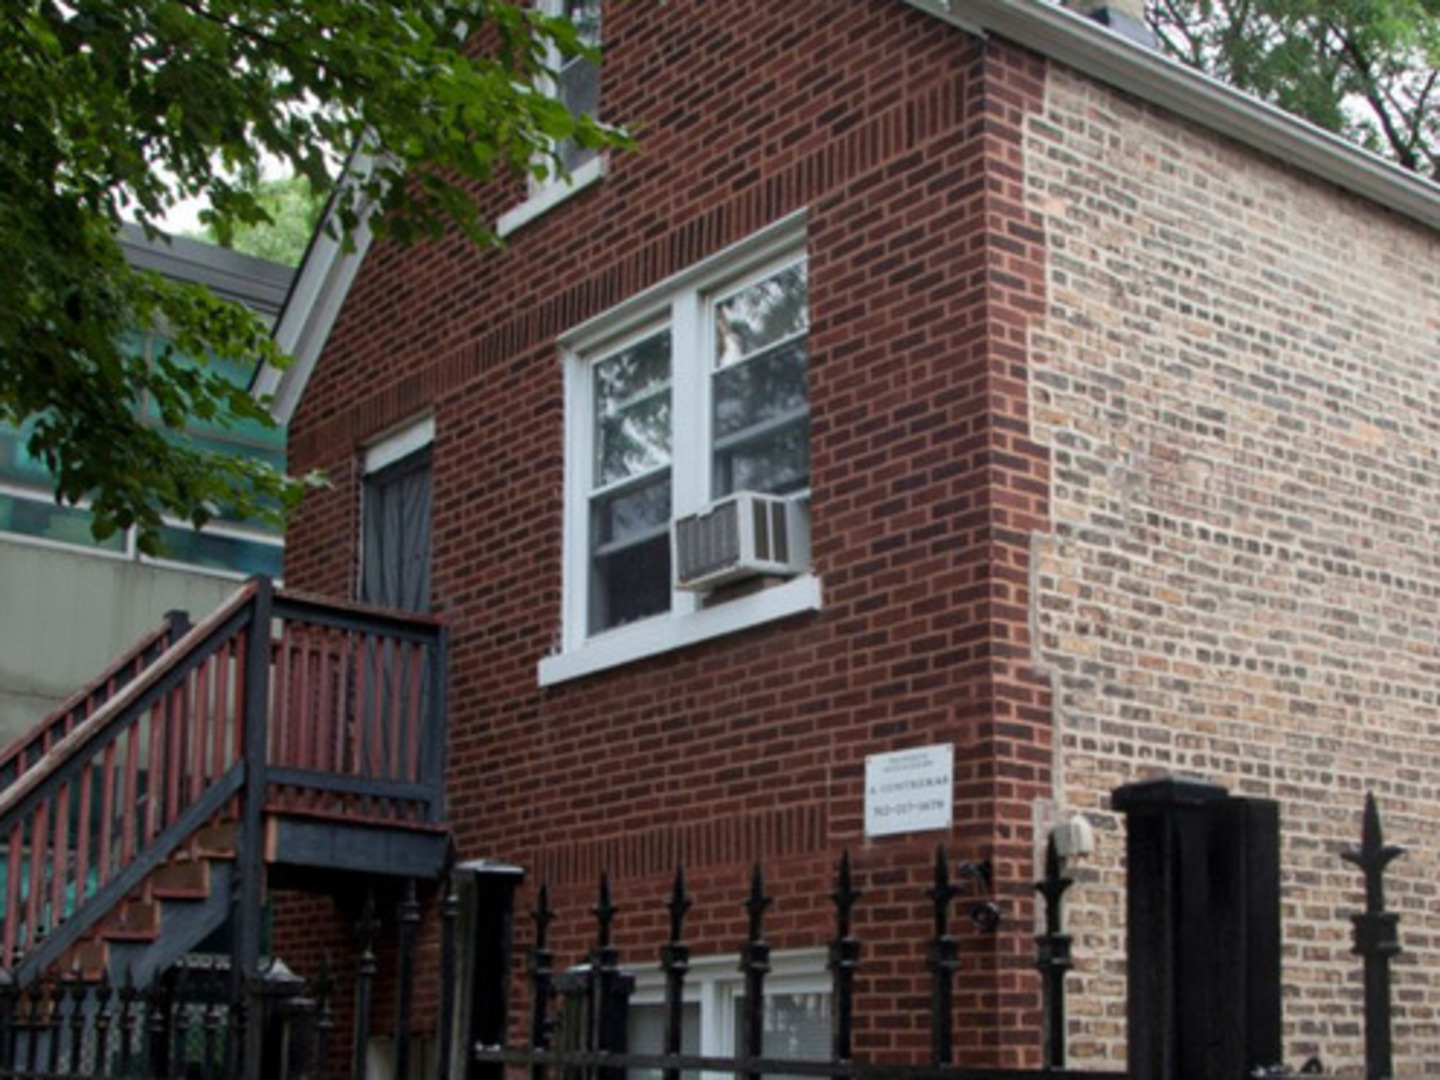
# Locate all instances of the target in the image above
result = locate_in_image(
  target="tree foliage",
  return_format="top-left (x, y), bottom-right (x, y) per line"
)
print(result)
top-left (1149, 0), bottom-right (1440, 177)
top-left (193, 174), bottom-right (327, 267)
top-left (1, 0), bottom-right (626, 551)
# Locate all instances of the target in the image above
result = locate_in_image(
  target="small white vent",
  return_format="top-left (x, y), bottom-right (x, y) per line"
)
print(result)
top-left (673, 492), bottom-right (810, 592)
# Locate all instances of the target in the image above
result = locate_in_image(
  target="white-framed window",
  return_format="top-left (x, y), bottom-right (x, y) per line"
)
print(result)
top-left (496, 0), bottom-right (606, 238)
top-left (539, 215), bottom-right (821, 686)
top-left (627, 950), bottom-right (832, 1080)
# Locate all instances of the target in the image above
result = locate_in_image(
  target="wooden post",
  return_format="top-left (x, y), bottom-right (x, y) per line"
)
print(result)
top-left (238, 577), bottom-right (274, 1080)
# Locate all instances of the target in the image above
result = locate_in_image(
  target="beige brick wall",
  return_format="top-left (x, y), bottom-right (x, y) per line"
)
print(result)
top-left (1025, 66), bottom-right (1440, 1072)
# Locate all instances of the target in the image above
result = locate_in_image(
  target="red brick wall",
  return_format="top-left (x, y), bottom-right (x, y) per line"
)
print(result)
top-left (280, 0), bottom-right (1052, 1067)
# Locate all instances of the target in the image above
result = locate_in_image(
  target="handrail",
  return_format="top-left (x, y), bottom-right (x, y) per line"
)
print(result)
top-left (0, 582), bottom-right (259, 823)
top-left (0, 575), bottom-right (449, 984)
top-left (0, 612), bottom-right (187, 792)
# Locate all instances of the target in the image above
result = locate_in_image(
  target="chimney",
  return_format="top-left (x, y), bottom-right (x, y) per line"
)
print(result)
top-left (1064, 0), bottom-right (1158, 47)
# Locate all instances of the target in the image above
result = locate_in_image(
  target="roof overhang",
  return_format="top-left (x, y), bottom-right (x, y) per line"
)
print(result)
top-left (904, 0), bottom-right (1440, 232)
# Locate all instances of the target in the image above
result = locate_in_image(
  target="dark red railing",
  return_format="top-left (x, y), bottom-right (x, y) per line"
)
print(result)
top-left (0, 612), bottom-right (190, 796)
top-left (0, 580), bottom-right (447, 983)
top-left (266, 591), bottom-right (447, 826)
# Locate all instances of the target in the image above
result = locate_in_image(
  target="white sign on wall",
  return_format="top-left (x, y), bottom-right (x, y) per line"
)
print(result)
top-left (864, 744), bottom-right (954, 838)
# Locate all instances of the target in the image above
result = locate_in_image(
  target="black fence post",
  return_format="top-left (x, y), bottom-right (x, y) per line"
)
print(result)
top-left (352, 889), bottom-right (379, 1080)
top-left (740, 864), bottom-right (772, 1080)
top-left (457, 859), bottom-right (525, 1080)
top-left (829, 851), bottom-right (861, 1064)
top-left (439, 865), bottom-right (460, 1080)
top-left (1343, 793), bottom-right (1405, 1080)
top-left (529, 881), bottom-right (556, 1080)
top-left (395, 879), bottom-right (421, 1080)
top-left (0, 967), bottom-right (15, 1071)
top-left (1113, 777), bottom-right (1281, 1080)
top-left (661, 865), bottom-right (691, 1080)
top-left (926, 847), bottom-right (960, 1068)
top-left (1035, 835), bottom-right (1074, 1070)
top-left (589, 872), bottom-right (631, 1080)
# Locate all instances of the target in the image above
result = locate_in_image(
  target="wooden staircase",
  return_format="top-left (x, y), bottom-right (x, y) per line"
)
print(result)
top-left (0, 578), bottom-right (451, 997)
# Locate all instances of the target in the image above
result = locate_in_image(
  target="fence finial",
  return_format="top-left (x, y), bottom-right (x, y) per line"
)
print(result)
top-left (1035, 834), bottom-right (1076, 1070)
top-left (1343, 793), bottom-right (1405, 1080)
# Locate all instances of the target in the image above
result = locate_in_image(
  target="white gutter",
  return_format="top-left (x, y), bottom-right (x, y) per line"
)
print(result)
top-left (904, 0), bottom-right (1440, 233)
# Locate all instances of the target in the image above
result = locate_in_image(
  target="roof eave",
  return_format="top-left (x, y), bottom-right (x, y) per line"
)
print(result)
top-left (904, 0), bottom-right (1440, 233)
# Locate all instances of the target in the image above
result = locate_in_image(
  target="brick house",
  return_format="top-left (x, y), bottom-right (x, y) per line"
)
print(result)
top-left (259, 0), bottom-right (1440, 1074)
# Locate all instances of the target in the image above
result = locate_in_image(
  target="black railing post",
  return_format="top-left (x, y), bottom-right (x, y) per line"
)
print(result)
top-left (94, 971), bottom-right (115, 1076)
top-left (438, 863), bottom-right (460, 1080)
top-left (661, 865), bottom-right (691, 1080)
top-left (926, 846), bottom-right (960, 1068)
top-left (395, 879), bottom-right (421, 1080)
top-left (239, 576), bottom-right (274, 1080)
top-left (313, 956), bottom-right (336, 1080)
top-left (829, 851), bottom-right (862, 1064)
top-left (1343, 793), bottom-right (1405, 1080)
top-left (352, 889), bottom-right (380, 1080)
top-left (66, 976), bottom-right (85, 1076)
top-left (740, 864), bottom-right (772, 1080)
top-left (457, 859), bottom-right (525, 1080)
top-left (0, 967), bottom-right (15, 1071)
top-left (529, 881), bottom-right (556, 1080)
top-left (1035, 835), bottom-right (1074, 1070)
top-left (424, 625), bottom-right (449, 823)
top-left (589, 872), bottom-right (630, 1080)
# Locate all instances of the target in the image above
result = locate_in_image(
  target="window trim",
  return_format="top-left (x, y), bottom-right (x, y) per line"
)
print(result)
top-left (539, 213), bottom-right (818, 687)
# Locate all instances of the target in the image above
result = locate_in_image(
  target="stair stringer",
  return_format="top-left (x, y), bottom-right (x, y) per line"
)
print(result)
top-left (14, 764), bottom-right (245, 986)
top-left (104, 860), bottom-right (236, 989)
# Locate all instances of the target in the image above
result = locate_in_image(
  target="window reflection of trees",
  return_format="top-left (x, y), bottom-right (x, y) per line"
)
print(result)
top-left (713, 261), bottom-right (809, 497)
top-left (593, 331), bottom-right (672, 487)
top-left (715, 263), bottom-right (809, 367)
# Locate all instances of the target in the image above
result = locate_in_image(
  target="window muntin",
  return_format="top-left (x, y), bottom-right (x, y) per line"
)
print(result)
top-left (574, 254), bottom-right (808, 640)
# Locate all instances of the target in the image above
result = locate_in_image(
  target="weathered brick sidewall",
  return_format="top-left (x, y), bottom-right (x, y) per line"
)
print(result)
top-left (280, 2), bottom-right (1054, 1067)
top-left (1025, 67), bottom-right (1440, 1072)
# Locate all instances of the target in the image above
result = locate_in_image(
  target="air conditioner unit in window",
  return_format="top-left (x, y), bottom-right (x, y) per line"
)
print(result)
top-left (673, 492), bottom-right (810, 592)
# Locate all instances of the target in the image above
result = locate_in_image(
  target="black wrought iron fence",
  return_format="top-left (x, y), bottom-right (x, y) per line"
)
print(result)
top-left (0, 781), bottom-right (1420, 1080)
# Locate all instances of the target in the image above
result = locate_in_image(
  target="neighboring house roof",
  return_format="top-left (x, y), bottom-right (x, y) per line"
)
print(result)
top-left (263, 0), bottom-right (1440, 424)
top-left (119, 223), bottom-right (295, 325)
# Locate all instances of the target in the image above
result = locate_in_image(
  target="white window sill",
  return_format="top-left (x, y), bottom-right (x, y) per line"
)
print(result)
top-left (496, 157), bottom-right (606, 238)
top-left (537, 573), bottom-right (822, 687)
